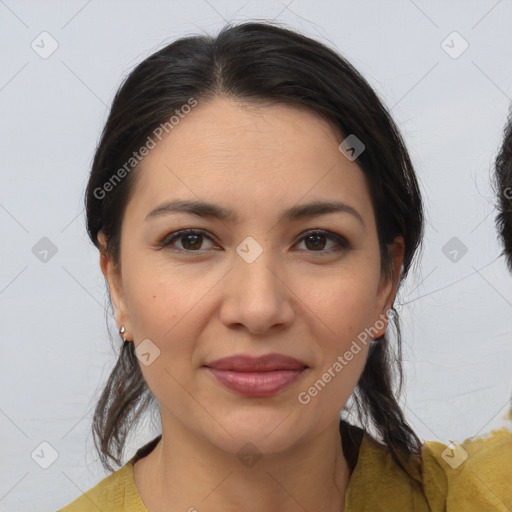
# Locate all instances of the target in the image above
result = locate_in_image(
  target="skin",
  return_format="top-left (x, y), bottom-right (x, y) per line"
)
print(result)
top-left (99, 97), bottom-right (404, 512)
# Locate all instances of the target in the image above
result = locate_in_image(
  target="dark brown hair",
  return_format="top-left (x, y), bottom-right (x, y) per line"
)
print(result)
top-left (495, 108), bottom-right (512, 270)
top-left (85, 21), bottom-right (424, 480)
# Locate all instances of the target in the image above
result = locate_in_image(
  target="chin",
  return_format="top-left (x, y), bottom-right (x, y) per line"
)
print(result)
top-left (213, 430), bottom-right (301, 459)
top-left (196, 408), bottom-right (315, 457)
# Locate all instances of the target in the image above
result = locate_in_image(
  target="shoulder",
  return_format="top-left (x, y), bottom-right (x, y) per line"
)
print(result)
top-left (57, 463), bottom-right (133, 511)
top-left (422, 427), bottom-right (512, 511)
top-left (346, 426), bottom-right (512, 511)
top-left (346, 433), bottom-right (446, 511)
top-left (57, 435), bottom-right (161, 511)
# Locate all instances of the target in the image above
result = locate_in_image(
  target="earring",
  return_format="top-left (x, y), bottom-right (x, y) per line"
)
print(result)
top-left (119, 325), bottom-right (126, 341)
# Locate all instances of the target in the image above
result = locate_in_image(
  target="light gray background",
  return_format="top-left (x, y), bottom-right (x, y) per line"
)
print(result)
top-left (1, 0), bottom-right (512, 510)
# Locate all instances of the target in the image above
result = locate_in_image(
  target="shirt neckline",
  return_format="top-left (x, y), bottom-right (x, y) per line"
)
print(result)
top-left (124, 426), bottom-right (374, 511)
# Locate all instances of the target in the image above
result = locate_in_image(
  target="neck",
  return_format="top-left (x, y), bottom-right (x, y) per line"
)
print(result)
top-left (134, 415), bottom-right (351, 512)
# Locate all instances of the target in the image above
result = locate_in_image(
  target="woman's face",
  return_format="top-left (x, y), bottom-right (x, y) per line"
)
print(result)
top-left (101, 97), bottom-right (402, 456)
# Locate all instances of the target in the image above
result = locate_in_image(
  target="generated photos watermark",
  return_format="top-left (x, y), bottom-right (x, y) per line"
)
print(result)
top-left (297, 306), bottom-right (399, 405)
top-left (93, 97), bottom-right (198, 200)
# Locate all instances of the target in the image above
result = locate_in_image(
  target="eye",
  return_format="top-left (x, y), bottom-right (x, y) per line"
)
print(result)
top-left (295, 229), bottom-right (350, 255)
top-left (158, 229), bottom-right (216, 252)
top-left (157, 228), bottom-right (350, 255)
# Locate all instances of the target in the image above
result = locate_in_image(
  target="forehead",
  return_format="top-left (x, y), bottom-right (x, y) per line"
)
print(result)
top-left (156, 97), bottom-right (342, 161)
top-left (128, 97), bottom-right (375, 226)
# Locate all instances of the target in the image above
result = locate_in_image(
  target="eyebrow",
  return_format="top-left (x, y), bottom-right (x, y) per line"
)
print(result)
top-left (145, 199), bottom-right (365, 226)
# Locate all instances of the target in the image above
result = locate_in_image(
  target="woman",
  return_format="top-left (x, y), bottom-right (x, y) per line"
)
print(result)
top-left (59, 21), bottom-right (512, 511)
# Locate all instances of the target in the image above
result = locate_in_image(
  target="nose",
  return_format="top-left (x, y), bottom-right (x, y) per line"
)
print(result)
top-left (219, 248), bottom-right (295, 335)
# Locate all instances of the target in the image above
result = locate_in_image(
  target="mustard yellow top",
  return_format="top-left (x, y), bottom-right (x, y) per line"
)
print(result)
top-left (58, 427), bottom-right (512, 511)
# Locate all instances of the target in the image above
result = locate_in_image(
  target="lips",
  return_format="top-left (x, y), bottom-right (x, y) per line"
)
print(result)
top-left (204, 353), bottom-right (307, 372)
top-left (203, 353), bottom-right (308, 397)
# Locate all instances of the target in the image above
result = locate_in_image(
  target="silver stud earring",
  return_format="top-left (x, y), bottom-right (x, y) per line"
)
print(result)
top-left (119, 325), bottom-right (126, 341)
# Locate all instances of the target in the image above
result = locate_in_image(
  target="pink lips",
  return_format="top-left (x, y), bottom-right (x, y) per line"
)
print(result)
top-left (204, 353), bottom-right (308, 397)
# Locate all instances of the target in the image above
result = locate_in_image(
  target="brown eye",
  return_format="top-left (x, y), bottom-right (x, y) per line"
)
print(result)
top-left (296, 230), bottom-right (350, 254)
top-left (304, 233), bottom-right (327, 251)
top-left (180, 233), bottom-right (203, 250)
top-left (159, 229), bottom-right (215, 252)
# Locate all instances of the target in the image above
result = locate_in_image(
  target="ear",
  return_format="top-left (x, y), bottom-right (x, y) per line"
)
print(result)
top-left (98, 232), bottom-right (132, 340)
top-left (372, 236), bottom-right (405, 338)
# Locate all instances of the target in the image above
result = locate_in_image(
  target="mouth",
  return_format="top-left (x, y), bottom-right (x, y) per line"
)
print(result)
top-left (203, 353), bottom-right (308, 397)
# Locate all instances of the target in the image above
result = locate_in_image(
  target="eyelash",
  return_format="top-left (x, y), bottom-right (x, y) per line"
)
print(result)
top-left (157, 229), bottom-right (350, 256)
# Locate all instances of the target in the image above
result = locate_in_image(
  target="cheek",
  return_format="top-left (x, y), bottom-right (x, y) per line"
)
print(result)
top-left (308, 268), bottom-right (382, 340)
top-left (297, 282), bottom-right (377, 414)
top-left (122, 271), bottom-right (202, 396)
top-left (123, 274), bottom-right (178, 339)
top-left (122, 257), bottom-right (212, 339)
top-left (301, 268), bottom-right (381, 387)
